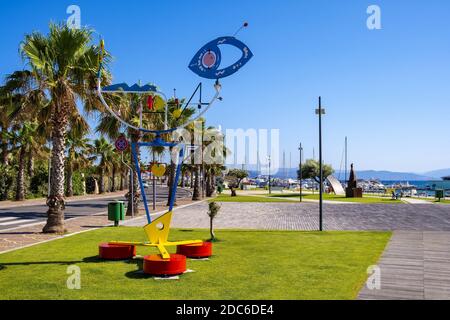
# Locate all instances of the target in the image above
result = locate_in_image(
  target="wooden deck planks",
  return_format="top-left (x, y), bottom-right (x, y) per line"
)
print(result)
top-left (359, 231), bottom-right (450, 300)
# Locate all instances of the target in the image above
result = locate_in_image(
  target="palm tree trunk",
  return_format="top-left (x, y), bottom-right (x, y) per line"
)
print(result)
top-left (15, 147), bottom-right (26, 201)
top-left (111, 165), bottom-right (116, 192)
top-left (43, 109), bottom-right (68, 234)
top-left (166, 162), bottom-right (177, 207)
top-left (205, 170), bottom-right (211, 197)
top-left (192, 165), bottom-right (200, 201)
top-left (120, 171), bottom-right (124, 190)
top-left (211, 175), bottom-right (216, 196)
top-left (66, 164), bottom-right (73, 197)
top-left (1, 133), bottom-right (9, 201)
top-left (99, 167), bottom-right (105, 194)
top-left (210, 217), bottom-right (215, 241)
top-left (27, 151), bottom-right (34, 177)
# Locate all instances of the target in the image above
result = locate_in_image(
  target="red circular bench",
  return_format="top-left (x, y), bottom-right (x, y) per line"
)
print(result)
top-left (98, 243), bottom-right (136, 260)
top-left (177, 241), bottom-right (212, 258)
top-left (143, 254), bottom-right (186, 276)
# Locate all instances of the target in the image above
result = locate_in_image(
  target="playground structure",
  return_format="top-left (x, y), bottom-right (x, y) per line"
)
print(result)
top-left (96, 25), bottom-right (253, 276)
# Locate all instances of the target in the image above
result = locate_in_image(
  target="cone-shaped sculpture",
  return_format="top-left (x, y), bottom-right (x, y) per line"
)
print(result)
top-left (346, 164), bottom-right (363, 198)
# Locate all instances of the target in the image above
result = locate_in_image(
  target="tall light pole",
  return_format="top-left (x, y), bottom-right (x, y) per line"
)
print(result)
top-left (299, 142), bottom-right (303, 202)
top-left (315, 97), bottom-right (325, 232)
top-left (267, 155), bottom-right (272, 195)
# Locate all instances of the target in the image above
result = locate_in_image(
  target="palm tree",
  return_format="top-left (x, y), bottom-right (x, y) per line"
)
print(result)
top-left (2, 70), bottom-right (47, 201)
top-left (185, 119), bottom-right (205, 201)
top-left (11, 122), bottom-right (41, 201)
top-left (0, 87), bottom-right (15, 200)
top-left (20, 23), bottom-right (110, 233)
top-left (164, 98), bottom-right (195, 207)
top-left (202, 126), bottom-right (228, 197)
top-left (92, 137), bottom-right (114, 194)
top-left (65, 130), bottom-right (92, 197)
top-left (96, 94), bottom-right (145, 215)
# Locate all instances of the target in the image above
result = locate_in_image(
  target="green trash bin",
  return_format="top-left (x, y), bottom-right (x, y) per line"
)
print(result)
top-left (108, 201), bottom-right (125, 226)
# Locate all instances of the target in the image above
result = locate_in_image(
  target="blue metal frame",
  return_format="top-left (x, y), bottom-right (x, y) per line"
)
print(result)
top-left (131, 138), bottom-right (185, 224)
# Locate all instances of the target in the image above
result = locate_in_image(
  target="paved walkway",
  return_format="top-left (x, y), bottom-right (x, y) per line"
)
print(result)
top-left (127, 201), bottom-right (450, 231)
top-left (402, 198), bottom-right (433, 205)
top-left (0, 191), bottom-right (126, 209)
top-left (359, 231), bottom-right (450, 300)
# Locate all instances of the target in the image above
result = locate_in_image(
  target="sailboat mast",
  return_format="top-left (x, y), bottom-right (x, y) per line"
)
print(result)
top-left (345, 136), bottom-right (348, 184)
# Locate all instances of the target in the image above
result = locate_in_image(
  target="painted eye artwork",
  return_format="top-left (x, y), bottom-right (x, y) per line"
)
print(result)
top-left (189, 36), bottom-right (254, 79)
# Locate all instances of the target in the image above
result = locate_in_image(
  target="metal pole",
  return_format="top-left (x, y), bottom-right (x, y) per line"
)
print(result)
top-left (299, 143), bottom-right (303, 202)
top-left (130, 168), bottom-right (134, 218)
top-left (345, 136), bottom-right (348, 184)
top-left (201, 120), bottom-right (205, 198)
top-left (152, 152), bottom-right (156, 211)
top-left (318, 97), bottom-right (323, 231)
top-left (121, 152), bottom-right (134, 217)
top-left (268, 156), bottom-right (271, 195)
top-left (47, 140), bottom-right (51, 197)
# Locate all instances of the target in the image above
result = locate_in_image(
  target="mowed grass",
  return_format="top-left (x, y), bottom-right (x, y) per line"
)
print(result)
top-left (0, 227), bottom-right (390, 300)
top-left (212, 194), bottom-right (293, 203)
top-left (269, 193), bottom-right (403, 204)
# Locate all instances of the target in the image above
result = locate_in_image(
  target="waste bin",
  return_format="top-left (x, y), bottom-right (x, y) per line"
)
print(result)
top-left (108, 201), bottom-right (125, 226)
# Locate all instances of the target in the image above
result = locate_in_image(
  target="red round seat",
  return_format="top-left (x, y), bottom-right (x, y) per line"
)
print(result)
top-left (99, 243), bottom-right (136, 260)
top-left (143, 254), bottom-right (186, 276)
top-left (177, 241), bottom-right (212, 258)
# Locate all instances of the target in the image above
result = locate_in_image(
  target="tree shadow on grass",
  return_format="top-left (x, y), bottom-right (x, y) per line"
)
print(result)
top-left (0, 255), bottom-right (137, 271)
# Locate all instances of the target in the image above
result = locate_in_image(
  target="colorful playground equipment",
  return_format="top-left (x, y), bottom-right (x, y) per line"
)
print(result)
top-left (96, 24), bottom-right (253, 276)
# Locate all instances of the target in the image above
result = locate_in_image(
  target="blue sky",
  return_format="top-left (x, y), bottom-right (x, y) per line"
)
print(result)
top-left (1, 0), bottom-right (449, 173)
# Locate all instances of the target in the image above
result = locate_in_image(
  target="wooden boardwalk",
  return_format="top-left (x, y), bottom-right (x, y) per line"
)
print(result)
top-left (359, 231), bottom-right (450, 300)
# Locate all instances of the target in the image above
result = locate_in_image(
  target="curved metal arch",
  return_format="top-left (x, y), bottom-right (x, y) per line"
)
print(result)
top-left (96, 79), bottom-right (221, 135)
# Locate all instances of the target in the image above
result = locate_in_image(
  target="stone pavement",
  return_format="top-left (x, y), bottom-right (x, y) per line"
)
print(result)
top-left (0, 190), bottom-right (126, 209)
top-left (127, 201), bottom-right (450, 231)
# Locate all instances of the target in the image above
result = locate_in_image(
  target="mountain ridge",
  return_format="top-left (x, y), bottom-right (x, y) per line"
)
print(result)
top-left (246, 168), bottom-right (438, 181)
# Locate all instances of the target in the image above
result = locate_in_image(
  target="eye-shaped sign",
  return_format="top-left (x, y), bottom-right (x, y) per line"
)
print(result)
top-left (189, 36), bottom-right (253, 79)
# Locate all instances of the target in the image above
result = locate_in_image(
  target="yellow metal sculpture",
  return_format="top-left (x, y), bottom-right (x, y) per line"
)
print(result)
top-left (110, 211), bottom-right (202, 259)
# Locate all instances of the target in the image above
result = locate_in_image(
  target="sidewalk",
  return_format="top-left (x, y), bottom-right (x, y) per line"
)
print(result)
top-left (359, 231), bottom-right (450, 300)
top-left (0, 197), bottom-right (202, 254)
top-left (0, 191), bottom-right (127, 209)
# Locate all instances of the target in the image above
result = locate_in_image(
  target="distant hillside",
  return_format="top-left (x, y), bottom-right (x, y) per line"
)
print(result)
top-left (423, 169), bottom-right (450, 179)
top-left (247, 168), bottom-right (436, 181)
top-left (344, 170), bottom-right (435, 181)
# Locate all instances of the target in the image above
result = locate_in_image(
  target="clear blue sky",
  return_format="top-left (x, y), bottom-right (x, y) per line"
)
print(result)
top-left (1, 0), bottom-right (449, 173)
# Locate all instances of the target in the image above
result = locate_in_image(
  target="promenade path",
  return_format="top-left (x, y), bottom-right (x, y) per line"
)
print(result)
top-left (126, 201), bottom-right (450, 231)
top-left (126, 201), bottom-right (450, 300)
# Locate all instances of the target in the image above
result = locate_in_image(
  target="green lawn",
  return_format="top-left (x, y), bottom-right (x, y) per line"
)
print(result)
top-left (0, 227), bottom-right (391, 300)
top-left (212, 194), bottom-right (293, 203)
top-left (433, 199), bottom-right (450, 204)
top-left (269, 193), bottom-right (403, 204)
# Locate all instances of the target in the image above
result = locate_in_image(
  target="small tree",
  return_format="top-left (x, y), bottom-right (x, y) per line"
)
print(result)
top-left (225, 169), bottom-right (248, 196)
top-left (207, 202), bottom-right (221, 241)
top-left (298, 159), bottom-right (334, 184)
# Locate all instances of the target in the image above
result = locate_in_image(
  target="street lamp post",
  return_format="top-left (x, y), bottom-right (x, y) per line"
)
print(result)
top-left (267, 155), bottom-right (272, 195)
top-left (315, 97), bottom-right (325, 231)
top-left (299, 143), bottom-right (303, 202)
